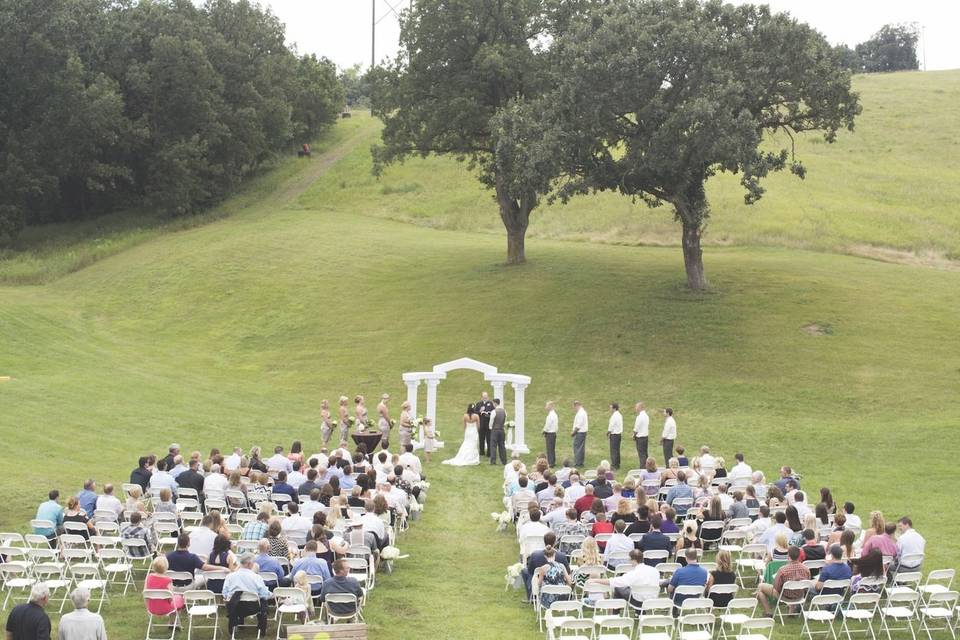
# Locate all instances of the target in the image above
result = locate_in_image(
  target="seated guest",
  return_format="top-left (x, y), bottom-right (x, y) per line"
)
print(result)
top-left (145, 556), bottom-right (186, 614)
top-left (280, 502), bottom-right (311, 548)
top-left (542, 498), bottom-right (567, 526)
top-left (58, 587), bottom-right (107, 639)
top-left (591, 503), bottom-right (614, 547)
top-left (564, 472), bottom-right (586, 503)
top-left (698, 496), bottom-right (725, 546)
top-left (660, 507), bottom-right (680, 534)
top-left (769, 533), bottom-right (791, 561)
top-left (176, 459), bottom-right (205, 498)
top-left (861, 511), bottom-right (885, 547)
top-left (639, 458), bottom-right (661, 496)
top-left (167, 533), bottom-right (216, 588)
top-left (271, 471), bottom-right (298, 502)
top-left (624, 505), bottom-right (651, 537)
top-left (267, 446), bottom-right (293, 474)
top-left (774, 466), bottom-right (800, 493)
top-left (206, 534), bottom-right (238, 593)
top-left (170, 455), bottom-right (188, 479)
top-left (758, 511), bottom-right (792, 552)
top-left (573, 484), bottom-right (596, 516)
top-left (153, 487), bottom-right (178, 521)
top-left (130, 456), bottom-right (152, 492)
top-left (537, 475), bottom-right (559, 503)
top-left (298, 469), bottom-right (321, 496)
top-left (842, 502), bottom-right (861, 530)
top-left (248, 447), bottom-right (268, 473)
top-left (621, 477), bottom-right (637, 499)
top-left (242, 510), bottom-right (271, 542)
top-left (125, 486), bottom-right (148, 517)
top-left (510, 477), bottom-right (537, 513)
top-left (728, 453), bottom-right (752, 483)
top-left (706, 550), bottom-right (737, 607)
top-left (895, 516), bottom-right (925, 572)
top-left (534, 545), bottom-right (572, 609)
top-left (727, 491), bottom-right (749, 520)
top-left (518, 509), bottom-right (551, 547)
top-left (590, 473), bottom-right (614, 500)
top-left (319, 559), bottom-right (364, 618)
top-left (799, 529), bottom-right (826, 563)
top-left (751, 471), bottom-right (768, 500)
top-left (747, 506), bottom-right (772, 542)
top-left (121, 512), bottom-right (154, 556)
top-left (188, 514), bottom-right (218, 559)
top-left (291, 541), bottom-right (332, 594)
top-left (62, 497), bottom-right (95, 539)
top-left (222, 554), bottom-right (270, 637)
top-left (850, 549), bottom-right (885, 594)
top-left (815, 544), bottom-right (853, 594)
top-left (755, 545), bottom-right (811, 615)
top-left (288, 462), bottom-right (308, 490)
top-left (669, 548), bottom-right (708, 607)
top-left (610, 499), bottom-right (637, 527)
top-left (675, 521), bottom-right (702, 567)
top-left (660, 458), bottom-right (680, 484)
top-left (603, 520), bottom-right (635, 568)
top-left (95, 484), bottom-right (123, 519)
top-left (861, 522), bottom-right (898, 559)
top-left (638, 514), bottom-right (673, 566)
top-left (203, 464), bottom-right (229, 495)
top-left (588, 549), bottom-right (659, 600)
top-left (521, 532), bottom-right (569, 599)
top-left (360, 500), bottom-right (387, 550)
top-left (675, 447), bottom-right (689, 468)
top-left (665, 471), bottom-right (694, 514)
top-left (267, 521), bottom-right (293, 559)
top-left (552, 508), bottom-right (588, 539)
top-left (255, 538), bottom-right (289, 588)
top-left (149, 459), bottom-right (178, 498)
top-left (302, 489), bottom-right (327, 520)
top-left (76, 480), bottom-right (98, 519)
top-left (34, 490), bottom-right (64, 542)
top-left (744, 485), bottom-right (761, 509)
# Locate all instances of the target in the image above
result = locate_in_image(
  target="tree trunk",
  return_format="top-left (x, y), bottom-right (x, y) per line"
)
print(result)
top-left (681, 220), bottom-right (707, 290)
top-left (494, 180), bottom-right (530, 265)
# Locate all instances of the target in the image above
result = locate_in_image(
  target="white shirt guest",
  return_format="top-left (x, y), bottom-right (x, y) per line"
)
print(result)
top-left (896, 518), bottom-right (925, 561)
top-left (573, 406), bottom-right (589, 433)
top-left (662, 414), bottom-right (677, 440)
top-left (203, 466), bottom-right (229, 494)
top-left (728, 453), bottom-right (753, 483)
top-left (280, 504), bottom-right (311, 547)
top-left (223, 448), bottom-right (243, 472)
top-left (58, 587), bottom-right (107, 640)
top-left (608, 409), bottom-right (623, 435)
top-left (266, 447), bottom-right (293, 474)
top-left (398, 447), bottom-right (422, 476)
top-left (633, 408), bottom-right (649, 438)
top-left (189, 526), bottom-right (217, 559)
top-left (543, 408), bottom-right (558, 434)
top-left (287, 466), bottom-right (307, 490)
top-left (95, 486), bottom-right (124, 519)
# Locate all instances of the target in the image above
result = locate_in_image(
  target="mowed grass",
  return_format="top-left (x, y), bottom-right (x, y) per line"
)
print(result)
top-left (1, 73), bottom-right (959, 638)
top-left (303, 70), bottom-right (960, 262)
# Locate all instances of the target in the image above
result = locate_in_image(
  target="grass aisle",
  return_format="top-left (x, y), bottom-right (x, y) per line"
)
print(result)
top-left (364, 456), bottom-right (538, 639)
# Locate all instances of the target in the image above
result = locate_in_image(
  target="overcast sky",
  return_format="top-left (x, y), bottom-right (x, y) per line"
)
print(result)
top-left (263, 0), bottom-right (959, 72)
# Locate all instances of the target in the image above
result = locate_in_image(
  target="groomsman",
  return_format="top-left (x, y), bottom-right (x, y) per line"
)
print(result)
top-left (607, 403), bottom-right (623, 470)
top-left (571, 401), bottom-right (588, 468)
top-left (475, 392), bottom-right (494, 457)
top-left (542, 401), bottom-right (558, 467)
top-left (633, 402), bottom-right (649, 465)
top-left (489, 399), bottom-right (507, 465)
top-left (661, 407), bottom-right (677, 463)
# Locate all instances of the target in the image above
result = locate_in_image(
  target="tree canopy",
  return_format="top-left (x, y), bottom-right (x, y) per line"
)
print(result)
top-left (0, 0), bottom-right (344, 239)
top-left (856, 24), bottom-right (920, 73)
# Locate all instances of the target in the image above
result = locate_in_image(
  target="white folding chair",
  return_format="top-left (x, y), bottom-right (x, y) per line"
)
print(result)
top-left (345, 556), bottom-right (374, 591)
top-left (32, 562), bottom-right (72, 613)
top-left (802, 594), bottom-right (843, 640)
top-left (144, 589), bottom-right (181, 640)
top-left (273, 587), bottom-right (308, 639)
top-left (0, 562), bottom-right (36, 610)
top-left (644, 549), bottom-right (670, 566)
top-left (98, 547), bottom-right (135, 594)
top-left (708, 583), bottom-right (739, 608)
top-left (121, 538), bottom-right (154, 576)
top-left (596, 616), bottom-right (632, 640)
top-left (0, 533), bottom-right (26, 547)
top-left (841, 592), bottom-right (880, 640)
top-left (879, 590), bottom-right (920, 640)
top-left (718, 597), bottom-right (757, 639)
top-left (737, 544), bottom-right (767, 587)
top-left (556, 618), bottom-right (594, 640)
top-left (888, 572), bottom-right (923, 598)
top-left (919, 569), bottom-right (955, 603)
top-left (636, 613), bottom-right (674, 640)
top-left (537, 586), bottom-right (573, 631)
top-left (679, 597), bottom-right (714, 616)
top-left (736, 617), bottom-right (775, 640)
top-left (70, 563), bottom-right (108, 613)
top-left (230, 591), bottom-right (264, 639)
top-left (544, 600), bottom-right (582, 640)
top-left (775, 579), bottom-right (815, 624)
top-left (677, 612), bottom-right (715, 640)
top-left (917, 590), bottom-right (957, 640)
top-left (62, 522), bottom-right (92, 540)
top-left (183, 590), bottom-right (218, 640)
top-left (592, 597), bottom-right (627, 628)
top-left (322, 593), bottom-right (362, 624)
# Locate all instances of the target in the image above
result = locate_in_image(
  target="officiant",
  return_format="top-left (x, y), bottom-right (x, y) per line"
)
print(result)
top-left (474, 391), bottom-right (494, 457)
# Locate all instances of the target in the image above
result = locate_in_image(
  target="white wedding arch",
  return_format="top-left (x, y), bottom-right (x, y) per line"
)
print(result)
top-left (402, 357), bottom-right (532, 454)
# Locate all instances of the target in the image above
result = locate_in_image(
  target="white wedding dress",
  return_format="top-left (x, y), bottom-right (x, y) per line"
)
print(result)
top-left (442, 417), bottom-right (481, 466)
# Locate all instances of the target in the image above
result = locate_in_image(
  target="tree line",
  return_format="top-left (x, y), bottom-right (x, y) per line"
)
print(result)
top-left (0, 0), bottom-right (344, 240)
top-left (370, 0), bottom-right (863, 290)
top-left (836, 24), bottom-right (921, 74)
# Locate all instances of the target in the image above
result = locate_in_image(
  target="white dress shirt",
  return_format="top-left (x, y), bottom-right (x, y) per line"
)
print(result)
top-left (728, 462), bottom-right (753, 482)
top-left (662, 416), bottom-right (677, 440)
top-left (543, 508), bottom-right (566, 526)
top-left (633, 410), bottom-right (649, 437)
top-left (188, 527), bottom-right (217, 559)
top-left (149, 471), bottom-right (178, 496)
top-left (203, 473), bottom-right (229, 494)
top-left (609, 562), bottom-right (660, 590)
top-left (281, 514), bottom-right (312, 547)
top-left (897, 529), bottom-right (925, 558)
top-left (565, 483), bottom-right (586, 504)
top-left (844, 513), bottom-right (862, 530)
top-left (398, 452), bottom-right (422, 476)
top-left (287, 471), bottom-right (307, 490)
top-left (518, 520), bottom-right (551, 543)
top-left (96, 494), bottom-right (123, 518)
top-left (58, 607), bottom-right (107, 640)
top-left (603, 533), bottom-right (635, 561)
top-left (573, 408), bottom-right (589, 433)
top-left (543, 410), bottom-right (558, 433)
top-left (361, 512), bottom-right (388, 541)
top-left (607, 411), bottom-right (623, 435)
top-left (223, 453), bottom-right (242, 471)
top-left (300, 499), bottom-right (326, 521)
top-left (266, 454), bottom-right (293, 474)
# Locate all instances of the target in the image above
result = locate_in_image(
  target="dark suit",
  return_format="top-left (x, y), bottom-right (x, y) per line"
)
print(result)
top-left (489, 406), bottom-right (507, 465)
top-left (130, 467), bottom-right (151, 492)
top-left (176, 469), bottom-right (205, 497)
top-left (475, 399), bottom-right (494, 456)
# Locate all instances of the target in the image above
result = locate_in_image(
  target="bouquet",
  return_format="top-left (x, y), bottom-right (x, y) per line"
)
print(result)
top-left (365, 418), bottom-right (376, 430)
top-left (408, 500), bottom-right (423, 513)
top-left (413, 480), bottom-right (430, 491)
top-left (491, 510), bottom-right (512, 532)
top-left (411, 416), bottom-right (425, 440)
top-left (381, 546), bottom-right (401, 561)
top-left (504, 562), bottom-right (524, 590)
top-left (348, 416), bottom-right (357, 428)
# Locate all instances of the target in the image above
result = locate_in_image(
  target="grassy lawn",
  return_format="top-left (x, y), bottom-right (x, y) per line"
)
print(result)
top-left (1, 72), bottom-right (959, 639)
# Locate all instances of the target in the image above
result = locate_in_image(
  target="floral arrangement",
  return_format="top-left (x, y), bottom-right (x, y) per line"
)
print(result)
top-left (408, 500), bottom-right (423, 513)
top-left (413, 480), bottom-right (430, 491)
top-left (505, 420), bottom-right (516, 429)
top-left (504, 563), bottom-right (524, 590)
top-left (347, 416), bottom-right (357, 427)
top-left (491, 510), bottom-right (512, 532)
top-left (381, 546), bottom-right (401, 560)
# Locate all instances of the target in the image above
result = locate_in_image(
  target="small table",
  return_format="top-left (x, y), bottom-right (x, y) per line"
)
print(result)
top-left (351, 432), bottom-right (383, 453)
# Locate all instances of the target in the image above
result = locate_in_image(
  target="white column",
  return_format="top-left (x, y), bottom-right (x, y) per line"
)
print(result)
top-left (491, 380), bottom-right (506, 413)
top-left (510, 382), bottom-right (530, 454)
top-left (425, 379), bottom-right (440, 447)
top-left (406, 379), bottom-right (421, 447)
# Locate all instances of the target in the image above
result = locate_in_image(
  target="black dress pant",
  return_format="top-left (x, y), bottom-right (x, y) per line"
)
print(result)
top-left (489, 429), bottom-right (506, 465)
top-left (543, 432), bottom-right (557, 467)
top-left (635, 436), bottom-right (648, 465)
top-left (608, 433), bottom-right (621, 470)
top-left (227, 592), bottom-right (267, 633)
top-left (478, 416), bottom-right (490, 456)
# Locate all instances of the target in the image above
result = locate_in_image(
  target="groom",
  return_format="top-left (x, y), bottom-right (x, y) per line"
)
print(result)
top-left (475, 392), bottom-right (494, 457)
top-left (488, 398), bottom-right (507, 465)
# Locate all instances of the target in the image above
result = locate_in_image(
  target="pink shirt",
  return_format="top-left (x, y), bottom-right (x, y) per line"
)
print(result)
top-left (861, 534), bottom-right (897, 559)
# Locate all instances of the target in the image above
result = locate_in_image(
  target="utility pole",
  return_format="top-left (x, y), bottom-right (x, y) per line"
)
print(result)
top-left (372, 0), bottom-right (376, 69)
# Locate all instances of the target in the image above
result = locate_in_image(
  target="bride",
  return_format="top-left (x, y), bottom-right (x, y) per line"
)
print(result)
top-left (442, 404), bottom-right (481, 466)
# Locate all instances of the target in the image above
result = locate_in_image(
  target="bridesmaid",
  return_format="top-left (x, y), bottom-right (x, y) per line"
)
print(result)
top-left (398, 401), bottom-right (414, 448)
top-left (320, 399), bottom-right (334, 446)
top-left (355, 394), bottom-right (368, 432)
top-left (338, 396), bottom-right (350, 444)
top-left (377, 394), bottom-right (392, 450)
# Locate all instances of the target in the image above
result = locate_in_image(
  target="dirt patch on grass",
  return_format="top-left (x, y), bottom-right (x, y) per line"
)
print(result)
top-left (802, 322), bottom-right (833, 336)
top-left (844, 244), bottom-right (960, 271)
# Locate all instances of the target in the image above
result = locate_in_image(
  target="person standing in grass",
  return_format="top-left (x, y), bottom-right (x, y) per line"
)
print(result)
top-left (5, 583), bottom-right (51, 640)
top-left (571, 400), bottom-right (588, 468)
top-left (633, 402), bottom-right (650, 467)
top-left (607, 403), bottom-right (623, 470)
top-left (542, 401), bottom-right (559, 467)
top-left (377, 394), bottom-right (392, 449)
top-left (661, 408), bottom-right (677, 463)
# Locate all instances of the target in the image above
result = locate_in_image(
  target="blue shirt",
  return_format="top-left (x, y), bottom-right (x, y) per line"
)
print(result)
top-left (77, 490), bottom-right (98, 518)
top-left (665, 484), bottom-right (694, 510)
top-left (291, 555), bottom-right (332, 581)
top-left (255, 554), bottom-right (287, 579)
top-left (340, 475), bottom-right (356, 491)
top-left (272, 482), bottom-right (298, 501)
top-left (34, 500), bottom-right (64, 536)
top-left (222, 568), bottom-right (270, 600)
top-left (819, 562), bottom-right (853, 592)
top-left (670, 563), bottom-right (708, 603)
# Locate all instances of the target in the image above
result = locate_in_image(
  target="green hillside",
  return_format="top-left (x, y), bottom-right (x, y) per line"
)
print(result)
top-left (1, 71), bottom-right (958, 639)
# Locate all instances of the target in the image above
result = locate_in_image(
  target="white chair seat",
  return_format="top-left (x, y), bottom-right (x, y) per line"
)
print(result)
top-left (7, 578), bottom-right (36, 588)
top-left (736, 635), bottom-right (771, 640)
top-left (597, 634), bottom-right (630, 640)
top-left (42, 579), bottom-right (71, 589)
top-left (919, 585), bottom-right (948, 596)
top-left (103, 563), bottom-right (131, 572)
top-left (278, 604), bottom-right (307, 614)
top-left (881, 606), bottom-right (913, 618)
top-left (804, 610), bottom-right (836, 621)
top-left (842, 610), bottom-right (874, 620)
top-left (678, 631), bottom-right (712, 640)
top-left (886, 586), bottom-right (917, 597)
top-left (639, 634), bottom-right (671, 640)
top-left (720, 613), bottom-right (751, 625)
top-left (919, 606), bottom-right (953, 618)
top-left (189, 605), bottom-right (218, 616)
top-left (77, 579), bottom-right (107, 590)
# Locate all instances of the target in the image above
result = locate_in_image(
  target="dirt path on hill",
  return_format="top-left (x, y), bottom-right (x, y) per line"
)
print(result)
top-left (273, 124), bottom-right (372, 205)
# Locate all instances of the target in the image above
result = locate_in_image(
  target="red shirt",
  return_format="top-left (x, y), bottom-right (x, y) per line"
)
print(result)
top-left (574, 494), bottom-right (595, 515)
top-left (591, 521), bottom-right (615, 549)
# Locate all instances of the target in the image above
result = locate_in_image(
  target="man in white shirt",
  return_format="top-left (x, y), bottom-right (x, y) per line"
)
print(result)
top-left (728, 453), bottom-right (753, 484)
top-left (607, 403), bottom-right (623, 470)
top-left (287, 462), bottom-right (307, 490)
top-left (895, 516), bottom-right (925, 570)
top-left (300, 489), bottom-right (326, 521)
top-left (537, 475), bottom-right (559, 503)
top-left (223, 447), bottom-right (243, 472)
top-left (564, 473), bottom-right (586, 505)
top-left (169, 455), bottom-right (189, 479)
top-left (842, 502), bottom-right (862, 530)
top-left (602, 520), bottom-right (635, 567)
top-left (95, 484), bottom-right (123, 519)
top-left (149, 459), bottom-right (179, 498)
top-left (698, 446), bottom-right (716, 478)
top-left (280, 503), bottom-right (311, 548)
top-left (589, 548), bottom-right (660, 600)
top-left (57, 587), bottom-right (107, 640)
top-left (746, 506), bottom-right (772, 542)
top-left (571, 400), bottom-right (588, 468)
top-left (266, 446), bottom-right (293, 474)
top-left (360, 500), bottom-right (388, 546)
top-left (542, 401), bottom-right (559, 467)
top-left (542, 500), bottom-right (567, 526)
top-left (633, 402), bottom-right (650, 466)
top-left (758, 512), bottom-right (792, 551)
top-left (792, 491), bottom-right (811, 519)
top-left (511, 477), bottom-right (537, 514)
top-left (555, 460), bottom-right (573, 484)
top-left (188, 516), bottom-right (218, 559)
top-left (518, 510), bottom-right (551, 554)
top-left (661, 408), bottom-right (677, 464)
top-left (398, 444), bottom-right (422, 477)
top-left (202, 464), bottom-right (229, 495)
